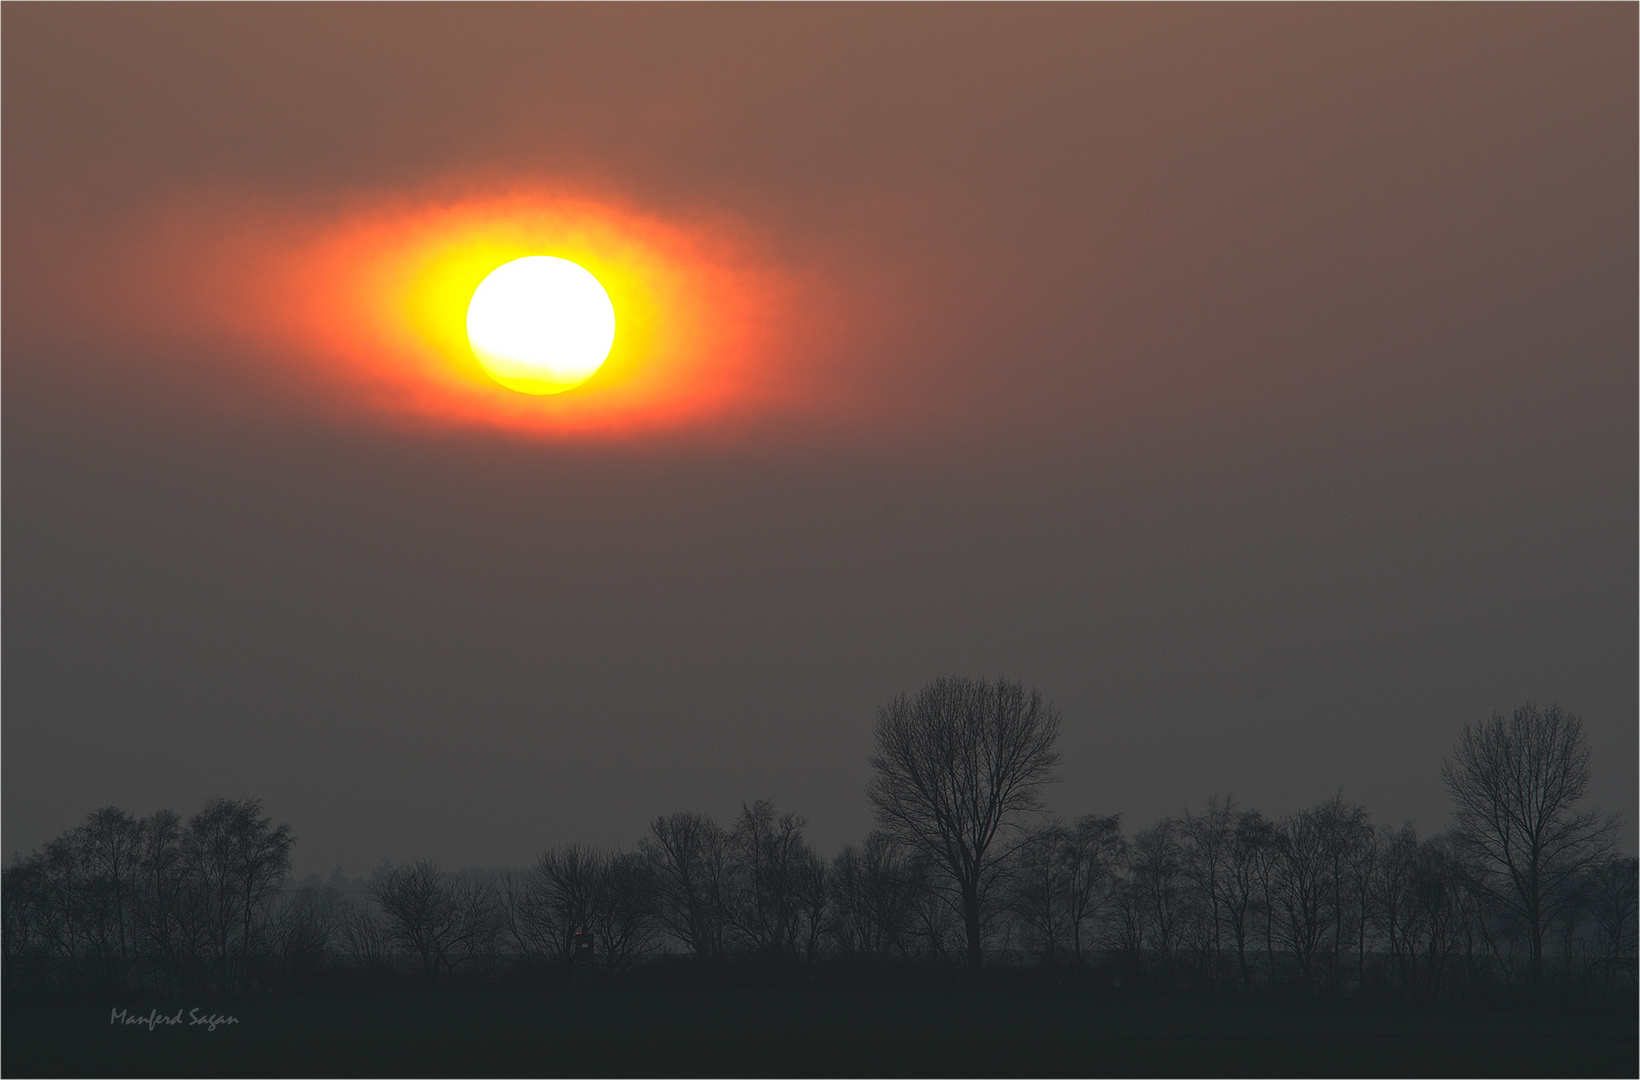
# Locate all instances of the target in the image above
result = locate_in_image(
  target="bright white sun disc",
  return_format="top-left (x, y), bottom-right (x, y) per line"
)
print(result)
top-left (466, 256), bottom-right (616, 395)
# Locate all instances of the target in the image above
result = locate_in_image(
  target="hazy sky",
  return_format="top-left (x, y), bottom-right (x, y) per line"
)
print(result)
top-left (6, 5), bottom-right (1634, 874)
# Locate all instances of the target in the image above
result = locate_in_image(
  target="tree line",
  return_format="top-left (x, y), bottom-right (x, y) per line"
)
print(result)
top-left (4, 682), bottom-right (1634, 1005)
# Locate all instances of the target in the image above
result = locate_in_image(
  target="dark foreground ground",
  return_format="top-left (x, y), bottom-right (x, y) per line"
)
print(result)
top-left (4, 984), bottom-right (1634, 1078)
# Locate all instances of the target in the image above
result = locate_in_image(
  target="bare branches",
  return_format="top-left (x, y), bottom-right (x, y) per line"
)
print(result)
top-left (723, 801), bottom-right (826, 966)
top-left (507, 844), bottom-right (661, 974)
top-left (369, 861), bottom-right (499, 984)
top-left (641, 812), bottom-right (731, 960)
top-left (4, 698), bottom-right (1629, 1003)
top-left (1441, 702), bottom-right (1619, 988)
top-left (867, 676), bottom-right (1062, 972)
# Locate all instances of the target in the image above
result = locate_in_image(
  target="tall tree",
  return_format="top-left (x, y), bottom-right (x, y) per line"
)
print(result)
top-left (1314, 797), bottom-right (1376, 993)
top-left (1128, 819), bottom-right (1187, 984)
top-left (867, 676), bottom-right (1061, 973)
top-left (184, 798), bottom-right (294, 992)
top-left (724, 801), bottom-right (825, 965)
top-left (508, 844), bottom-right (659, 974)
top-left (1441, 702), bottom-right (1618, 989)
top-left (74, 807), bottom-right (146, 986)
top-left (1, 855), bottom-right (55, 997)
top-left (1223, 809), bottom-right (1274, 992)
top-left (508, 845), bottom-right (605, 965)
top-left (1009, 822), bottom-right (1076, 969)
top-left (138, 808), bottom-right (192, 991)
top-left (370, 860), bottom-right (498, 984)
top-left (1581, 857), bottom-right (1638, 997)
top-left (1061, 814), bottom-right (1125, 978)
top-left (1010, 814), bottom-right (1124, 977)
top-left (1270, 803), bottom-right (1338, 995)
top-left (641, 811), bottom-right (730, 960)
top-left (594, 852), bottom-right (663, 974)
top-left (1181, 797), bottom-right (1235, 988)
top-left (828, 833), bottom-right (920, 960)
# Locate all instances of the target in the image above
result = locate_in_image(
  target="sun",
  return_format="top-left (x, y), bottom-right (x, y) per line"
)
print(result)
top-left (465, 255), bottom-right (617, 395)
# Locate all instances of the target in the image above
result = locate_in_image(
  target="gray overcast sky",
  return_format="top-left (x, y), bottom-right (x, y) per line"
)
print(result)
top-left (5, 5), bottom-right (1634, 873)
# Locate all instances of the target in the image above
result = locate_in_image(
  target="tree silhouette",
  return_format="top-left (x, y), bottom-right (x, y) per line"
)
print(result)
top-left (1370, 826), bottom-right (1469, 999)
top-left (1581, 856), bottom-right (1638, 996)
top-left (1010, 823), bottom-right (1077, 969)
top-left (867, 676), bottom-right (1061, 973)
top-left (724, 801), bottom-right (825, 966)
top-left (370, 861), bottom-right (498, 984)
top-left (828, 833), bottom-right (921, 961)
top-left (507, 844), bottom-right (660, 974)
top-left (1223, 808), bottom-right (1275, 992)
top-left (4, 710), bottom-right (1631, 1004)
top-left (138, 808), bottom-right (189, 991)
top-left (1270, 805), bottom-right (1334, 995)
top-left (1011, 814), bottom-right (1124, 976)
top-left (1441, 702), bottom-right (1618, 989)
top-left (1128, 819), bottom-right (1187, 984)
top-left (73, 808), bottom-right (145, 986)
top-left (641, 811), bottom-right (731, 960)
top-left (183, 798), bottom-right (294, 992)
top-left (1181, 798), bottom-right (1235, 989)
top-left (1061, 814), bottom-right (1125, 977)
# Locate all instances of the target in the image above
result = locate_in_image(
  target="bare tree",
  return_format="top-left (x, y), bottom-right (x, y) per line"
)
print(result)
top-left (1270, 805), bottom-right (1334, 995)
top-left (595, 852), bottom-right (663, 973)
top-left (2, 855), bottom-right (56, 998)
top-left (340, 899), bottom-right (395, 974)
top-left (370, 860), bottom-right (499, 984)
top-left (1128, 819), bottom-right (1187, 984)
top-left (74, 808), bottom-right (146, 986)
top-left (901, 856), bottom-right (963, 962)
top-left (1372, 825), bottom-right (1423, 995)
top-left (828, 833), bottom-right (920, 960)
top-left (1007, 814), bottom-right (1123, 977)
top-left (1332, 804), bottom-right (1379, 993)
top-left (1181, 797), bottom-right (1235, 989)
top-left (1260, 797), bottom-right (1372, 996)
top-left (138, 808), bottom-right (192, 992)
top-left (507, 845), bottom-right (660, 975)
top-left (1441, 702), bottom-right (1618, 989)
top-left (2, 798), bottom-right (295, 999)
top-left (1579, 857), bottom-right (1638, 997)
top-left (1370, 827), bottom-right (1467, 1000)
top-left (183, 798), bottom-right (294, 992)
top-left (1062, 814), bottom-right (1125, 978)
top-left (640, 812), bottom-right (731, 960)
top-left (1223, 809), bottom-right (1274, 992)
top-left (513, 844), bottom-right (604, 964)
top-left (270, 883), bottom-right (346, 989)
top-left (1009, 823), bottom-right (1076, 969)
top-left (724, 801), bottom-right (825, 965)
top-left (1310, 796), bottom-right (1374, 994)
top-left (868, 676), bottom-right (1061, 973)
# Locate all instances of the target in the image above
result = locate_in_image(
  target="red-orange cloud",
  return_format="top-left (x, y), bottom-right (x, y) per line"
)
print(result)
top-left (94, 183), bottom-right (830, 440)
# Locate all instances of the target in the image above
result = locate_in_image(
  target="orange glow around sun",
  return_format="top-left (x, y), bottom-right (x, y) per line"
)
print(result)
top-left (103, 185), bottom-right (815, 440)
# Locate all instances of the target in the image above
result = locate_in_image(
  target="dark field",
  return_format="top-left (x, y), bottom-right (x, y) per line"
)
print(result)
top-left (5, 986), bottom-right (1634, 1078)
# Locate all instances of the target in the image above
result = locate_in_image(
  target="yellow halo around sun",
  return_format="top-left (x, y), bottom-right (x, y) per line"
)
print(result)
top-left (465, 256), bottom-right (616, 394)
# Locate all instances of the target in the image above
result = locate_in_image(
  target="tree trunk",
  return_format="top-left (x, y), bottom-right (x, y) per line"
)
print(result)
top-left (962, 882), bottom-right (983, 974)
top-left (1528, 905), bottom-right (1544, 991)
